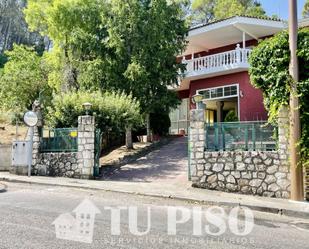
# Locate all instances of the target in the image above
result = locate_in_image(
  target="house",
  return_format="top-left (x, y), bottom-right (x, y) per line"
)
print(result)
top-left (53, 199), bottom-right (101, 244)
top-left (169, 16), bottom-right (287, 135)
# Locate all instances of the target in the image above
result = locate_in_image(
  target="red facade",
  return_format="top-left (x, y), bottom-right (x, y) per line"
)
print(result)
top-left (188, 72), bottom-right (267, 121)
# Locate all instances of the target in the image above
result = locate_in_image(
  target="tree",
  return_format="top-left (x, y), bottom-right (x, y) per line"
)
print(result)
top-left (105, 0), bottom-right (187, 140)
top-left (214, 0), bottom-right (265, 20)
top-left (303, 0), bottom-right (309, 18)
top-left (25, 0), bottom-right (109, 91)
top-left (191, 0), bottom-right (215, 24)
top-left (249, 29), bottom-right (309, 166)
top-left (0, 0), bottom-right (47, 55)
top-left (0, 45), bottom-right (51, 112)
top-left (25, 0), bottom-right (187, 143)
top-left (191, 0), bottom-right (266, 24)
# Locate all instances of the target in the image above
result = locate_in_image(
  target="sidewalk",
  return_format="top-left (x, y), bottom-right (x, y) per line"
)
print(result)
top-left (1, 172), bottom-right (309, 218)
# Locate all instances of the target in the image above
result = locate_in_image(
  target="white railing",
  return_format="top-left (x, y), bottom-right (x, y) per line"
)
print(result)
top-left (184, 45), bottom-right (252, 76)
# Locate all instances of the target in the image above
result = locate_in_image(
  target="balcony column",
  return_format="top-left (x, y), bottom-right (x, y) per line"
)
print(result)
top-left (242, 31), bottom-right (246, 49)
top-left (216, 101), bottom-right (224, 122)
top-left (236, 44), bottom-right (241, 63)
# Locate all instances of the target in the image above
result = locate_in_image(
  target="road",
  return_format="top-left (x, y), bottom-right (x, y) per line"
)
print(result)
top-left (0, 182), bottom-right (308, 249)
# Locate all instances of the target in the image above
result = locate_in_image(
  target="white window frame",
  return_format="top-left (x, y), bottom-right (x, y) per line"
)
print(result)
top-left (196, 83), bottom-right (240, 119)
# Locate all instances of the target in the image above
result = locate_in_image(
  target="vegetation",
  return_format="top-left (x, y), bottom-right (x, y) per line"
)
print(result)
top-left (224, 110), bottom-right (239, 122)
top-left (0, 0), bottom-right (48, 54)
top-left (0, 45), bottom-right (51, 112)
top-left (47, 91), bottom-right (142, 131)
top-left (249, 29), bottom-right (309, 166)
top-left (22, 0), bottom-right (188, 140)
top-left (191, 0), bottom-right (266, 24)
top-left (303, 0), bottom-right (309, 18)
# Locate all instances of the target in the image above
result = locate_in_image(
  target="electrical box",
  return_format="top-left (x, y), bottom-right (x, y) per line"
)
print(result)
top-left (11, 141), bottom-right (32, 167)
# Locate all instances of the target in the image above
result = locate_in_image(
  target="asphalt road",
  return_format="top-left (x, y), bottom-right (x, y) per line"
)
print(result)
top-left (0, 182), bottom-right (308, 249)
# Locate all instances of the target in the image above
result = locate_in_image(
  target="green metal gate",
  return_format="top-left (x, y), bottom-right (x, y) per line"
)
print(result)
top-left (94, 128), bottom-right (102, 177)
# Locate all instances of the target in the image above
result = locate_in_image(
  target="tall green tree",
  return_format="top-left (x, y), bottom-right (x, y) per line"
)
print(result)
top-left (0, 45), bottom-right (51, 112)
top-left (303, 0), bottom-right (309, 18)
top-left (191, 0), bottom-right (215, 24)
top-left (106, 0), bottom-right (187, 139)
top-left (0, 0), bottom-right (46, 55)
top-left (25, 0), bottom-right (109, 91)
top-left (191, 0), bottom-right (266, 24)
top-left (25, 0), bottom-right (188, 140)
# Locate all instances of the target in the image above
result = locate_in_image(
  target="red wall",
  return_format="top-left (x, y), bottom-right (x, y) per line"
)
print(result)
top-left (188, 72), bottom-right (267, 121)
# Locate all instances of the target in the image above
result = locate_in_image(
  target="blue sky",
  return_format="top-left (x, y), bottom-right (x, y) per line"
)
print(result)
top-left (260, 0), bottom-right (306, 20)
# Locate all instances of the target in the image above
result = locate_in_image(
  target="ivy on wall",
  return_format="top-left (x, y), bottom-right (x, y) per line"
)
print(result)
top-left (249, 28), bottom-right (309, 166)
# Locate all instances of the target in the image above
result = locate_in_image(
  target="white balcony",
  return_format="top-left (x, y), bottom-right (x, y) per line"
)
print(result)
top-left (183, 45), bottom-right (252, 81)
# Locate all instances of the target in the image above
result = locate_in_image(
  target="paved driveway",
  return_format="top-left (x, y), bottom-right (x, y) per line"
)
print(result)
top-left (102, 137), bottom-right (188, 185)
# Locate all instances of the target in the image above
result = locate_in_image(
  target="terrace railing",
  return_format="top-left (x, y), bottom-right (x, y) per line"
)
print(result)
top-left (184, 46), bottom-right (252, 77)
top-left (40, 128), bottom-right (78, 153)
top-left (205, 122), bottom-right (276, 152)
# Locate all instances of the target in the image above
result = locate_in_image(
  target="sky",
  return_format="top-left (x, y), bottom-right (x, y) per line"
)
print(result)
top-left (260, 0), bottom-right (307, 20)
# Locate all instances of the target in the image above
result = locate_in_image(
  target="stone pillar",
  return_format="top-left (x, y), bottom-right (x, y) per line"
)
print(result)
top-left (31, 127), bottom-right (41, 174)
top-left (278, 106), bottom-right (290, 164)
top-left (277, 105), bottom-right (291, 197)
top-left (189, 109), bottom-right (205, 184)
top-left (78, 116), bottom-right (95, 179)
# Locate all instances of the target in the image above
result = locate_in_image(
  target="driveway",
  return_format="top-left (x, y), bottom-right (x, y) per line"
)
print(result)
top-left (102, 137), bottom-right (188, 185)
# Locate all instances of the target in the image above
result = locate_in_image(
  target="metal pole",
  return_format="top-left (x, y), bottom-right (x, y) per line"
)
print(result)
top-left (289, 0), bottom-right (304, 201)
top-left (28, 127), bottom-right (34, 177)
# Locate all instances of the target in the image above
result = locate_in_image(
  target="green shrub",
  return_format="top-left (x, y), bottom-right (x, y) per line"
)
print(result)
top-left (249, 28), bottom-right (309, 165)
top-left (46, 91), bottom-right (143, 134)
top-left (224, 110), bottom-right (239, 122)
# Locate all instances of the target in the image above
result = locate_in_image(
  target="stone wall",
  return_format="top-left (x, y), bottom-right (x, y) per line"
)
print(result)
top-left (33, 152), bottom-right (78, 177)
top-left (193, 151), bottom-right (290, 198)
top-left (30, 115), bottom-right (95, 179)
top-left (189, 107), bottom-right (291, 198)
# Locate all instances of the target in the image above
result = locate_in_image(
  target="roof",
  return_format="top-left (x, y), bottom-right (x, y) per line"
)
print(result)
top-left (52, 213), bottom-right (76, 225)
top-left (190, 15), bottom-right (284, 31)
top-left (73, 199), bottom-right (101, 214)
top-left (183, 16), bottom-right (285, 55)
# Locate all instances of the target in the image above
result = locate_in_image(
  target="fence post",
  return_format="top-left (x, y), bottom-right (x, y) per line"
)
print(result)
top-left (278, 106), bottom-right (290, 161)
top-left (189, 109), bottom-right (205, 184)
top-left (78, 115), bottom-right (95, 179)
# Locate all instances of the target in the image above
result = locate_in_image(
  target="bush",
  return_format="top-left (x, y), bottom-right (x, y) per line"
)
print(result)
top-left (249, 28), bottom-right (309, 165)
top-left (46, 91), bottom-right (143, 134)
top-left (224, 110), bottom-right (239, 122)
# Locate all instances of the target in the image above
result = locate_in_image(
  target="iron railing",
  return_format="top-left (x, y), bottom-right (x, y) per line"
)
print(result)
top-left (205, 122), bottom-right (276, 152)
top-left (40, 128), bottom-right (78, 153)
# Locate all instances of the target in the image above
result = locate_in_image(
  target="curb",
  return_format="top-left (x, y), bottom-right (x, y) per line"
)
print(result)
top-left (1, 176), bottom-right (309, 219)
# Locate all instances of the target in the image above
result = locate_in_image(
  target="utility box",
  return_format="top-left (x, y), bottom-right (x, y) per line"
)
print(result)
top-left (11, 141), bottom-right (32, 175)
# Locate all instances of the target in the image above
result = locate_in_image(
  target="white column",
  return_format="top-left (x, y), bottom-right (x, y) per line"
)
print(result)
top-left (242, 31), bottom-right (246, 49)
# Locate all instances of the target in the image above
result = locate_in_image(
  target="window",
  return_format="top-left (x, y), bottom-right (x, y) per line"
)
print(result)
top-left (198, 84), bottom-right (238, 100)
